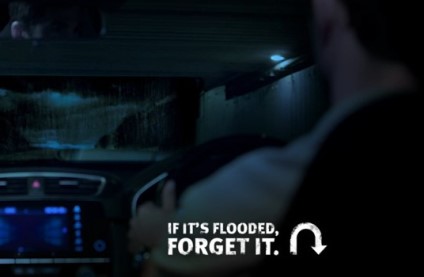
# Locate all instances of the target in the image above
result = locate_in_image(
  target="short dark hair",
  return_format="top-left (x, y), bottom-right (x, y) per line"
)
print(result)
top-left (340, 0), bottom-right (420, 79)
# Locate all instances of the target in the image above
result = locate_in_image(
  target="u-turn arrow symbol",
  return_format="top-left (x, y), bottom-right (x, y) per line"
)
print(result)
top-left (290, 223), bottom-right (327, 255)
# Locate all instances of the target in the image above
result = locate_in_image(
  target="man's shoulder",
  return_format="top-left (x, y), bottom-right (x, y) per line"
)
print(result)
top-left (351, 89), bottom-right (422, 120)
top-left (324, 90), bottom-right (422, 148)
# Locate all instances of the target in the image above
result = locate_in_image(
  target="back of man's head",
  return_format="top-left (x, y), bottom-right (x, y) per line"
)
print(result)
top-left (339, 0), bottom-right (421, 80)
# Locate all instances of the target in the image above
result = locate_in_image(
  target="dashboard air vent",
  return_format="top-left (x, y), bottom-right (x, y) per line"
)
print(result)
top-left (44, 177), bottom-right (104, 196)
top-left (0, 178), bottom-right (28, 195)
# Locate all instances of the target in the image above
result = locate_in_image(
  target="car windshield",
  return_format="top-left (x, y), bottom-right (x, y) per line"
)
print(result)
top-left (0, 76), bottom-right (200, 161)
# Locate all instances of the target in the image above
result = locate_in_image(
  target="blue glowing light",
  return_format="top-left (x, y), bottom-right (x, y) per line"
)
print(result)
top-left (73, 206), bottom-right (81, 213)
top-left (44, 207), bottom-right (67, 215)
top-left (270, 55), bottom-right (285, 62)
top-left (4, 207), bottom-right (17, 215)
top-left (75, 238), bottom-right (83, 245)
top-left (74, 222), bottom-right (82, 229)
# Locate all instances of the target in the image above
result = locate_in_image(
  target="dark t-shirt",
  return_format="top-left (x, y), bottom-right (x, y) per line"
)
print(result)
top-left (260, 90), bottom-right (423, 274)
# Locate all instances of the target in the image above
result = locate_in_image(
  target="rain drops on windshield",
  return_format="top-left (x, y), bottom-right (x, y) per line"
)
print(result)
top-left (0, 77), bottom-right (199, 159)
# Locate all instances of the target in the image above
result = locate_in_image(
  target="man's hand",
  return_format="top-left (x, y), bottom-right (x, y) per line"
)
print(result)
top-left (128, 180), bottom-right (176, 253)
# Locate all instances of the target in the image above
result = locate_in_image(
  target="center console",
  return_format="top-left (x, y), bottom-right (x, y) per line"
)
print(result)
top-left (0, 201), bottom-right (111, 277)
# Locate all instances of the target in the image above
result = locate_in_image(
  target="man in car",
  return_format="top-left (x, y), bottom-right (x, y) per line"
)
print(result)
top-left (0, 1), bottom-right (103, 39)
top-left (129, 0), bottom-right (422, 275)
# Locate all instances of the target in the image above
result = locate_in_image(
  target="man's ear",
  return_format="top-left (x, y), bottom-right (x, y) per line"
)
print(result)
top-left (312, 0), bottom-right (349, 41)
top-left (312, 0), bottom-right (338, 46)
top-left (11, 21), bottom-right (29, 39)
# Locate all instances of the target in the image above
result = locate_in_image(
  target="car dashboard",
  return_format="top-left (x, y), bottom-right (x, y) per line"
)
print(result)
top-left (0, 135), bottom-right (286, 277)
top-left (0, 166), bottom-right (139, 277)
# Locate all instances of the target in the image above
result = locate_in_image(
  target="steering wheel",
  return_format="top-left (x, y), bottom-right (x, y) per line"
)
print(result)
top-left (130, 135), bottom-right (286, 216)
top-left (127, 135), bottom-right (285, 272)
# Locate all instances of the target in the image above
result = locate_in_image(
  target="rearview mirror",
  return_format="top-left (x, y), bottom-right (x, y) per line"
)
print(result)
top-left (0, 0), bottom-right (125, 40)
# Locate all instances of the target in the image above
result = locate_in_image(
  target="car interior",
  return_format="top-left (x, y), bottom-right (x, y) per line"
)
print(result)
top-left (0, 0), bottom-right (329, 276)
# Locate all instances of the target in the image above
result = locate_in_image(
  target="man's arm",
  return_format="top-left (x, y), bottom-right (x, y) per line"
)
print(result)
top-left (129, 136), bottom-right (316, 276)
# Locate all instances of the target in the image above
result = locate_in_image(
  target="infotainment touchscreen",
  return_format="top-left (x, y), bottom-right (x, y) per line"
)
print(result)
top-left (0, 206), bottom-right (70, 253)
top-left (0, 202), bottom-right (109, 259)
